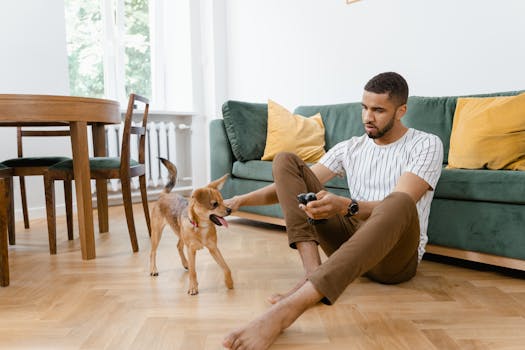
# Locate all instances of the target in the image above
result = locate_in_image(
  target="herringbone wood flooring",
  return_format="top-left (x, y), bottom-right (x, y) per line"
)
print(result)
top-left (1, 203), bottom-right (524, 349)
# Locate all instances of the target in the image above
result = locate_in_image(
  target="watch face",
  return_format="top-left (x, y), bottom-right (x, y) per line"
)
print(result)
top-left (349, 202), bottom-right (359, 215)
top-left (346, 201), bottom-right (359, 217)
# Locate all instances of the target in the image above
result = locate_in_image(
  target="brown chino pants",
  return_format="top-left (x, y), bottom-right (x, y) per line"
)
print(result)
top-left (272, 152), bottom-right (420, 304)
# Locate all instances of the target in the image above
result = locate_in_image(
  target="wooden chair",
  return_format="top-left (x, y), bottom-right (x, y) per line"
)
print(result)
top-left (44, 94), bottom-right (151, 254)
top-left (0, 127), bottom-right (74, 244)
top-left (0, 164), bottom-right (13, 287)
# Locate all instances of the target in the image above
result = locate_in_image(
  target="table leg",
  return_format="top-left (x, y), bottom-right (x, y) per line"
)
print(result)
top-left (70, 121), bottom-right (96, 260)
top-left (0, 178), bottom-right (10, 286)
top-left (92, 123), bottom-right (109, 233)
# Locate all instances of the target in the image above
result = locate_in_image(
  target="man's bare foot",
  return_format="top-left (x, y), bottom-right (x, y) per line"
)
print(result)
top-left (267, 278), bottom-right (306, 304)
top-left (222, 307), bottom-right (285, 350)
top-left (223, 281), bottom-right (323, 350)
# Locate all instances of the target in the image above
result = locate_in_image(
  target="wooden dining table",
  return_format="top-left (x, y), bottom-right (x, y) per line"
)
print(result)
top-left (0, 94), bottom-right (120, 262)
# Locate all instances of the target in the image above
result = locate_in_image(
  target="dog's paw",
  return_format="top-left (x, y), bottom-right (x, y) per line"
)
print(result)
top-left (187, 287), bottom-right (199, 295)
top-left (225, 275), bottom-right (234, 289)
top-left (150, 272), bottom-right (159, 277)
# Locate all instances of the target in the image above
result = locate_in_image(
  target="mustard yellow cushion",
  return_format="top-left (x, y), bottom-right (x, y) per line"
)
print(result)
top-left (448, 93), bottom-right (525, 170)
top-left (262, 99), bottom-right (326, 162)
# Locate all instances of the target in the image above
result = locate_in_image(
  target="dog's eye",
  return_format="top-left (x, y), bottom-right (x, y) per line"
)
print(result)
top-left (211, 201), bottom-right (219, 208)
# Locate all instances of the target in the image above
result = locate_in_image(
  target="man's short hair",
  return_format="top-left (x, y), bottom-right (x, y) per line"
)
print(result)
top-left (364, 72), bottom-right (409, 106)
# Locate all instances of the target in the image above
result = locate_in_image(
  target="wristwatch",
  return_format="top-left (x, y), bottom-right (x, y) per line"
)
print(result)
top-left (345, 199), bottom-right (359, 217)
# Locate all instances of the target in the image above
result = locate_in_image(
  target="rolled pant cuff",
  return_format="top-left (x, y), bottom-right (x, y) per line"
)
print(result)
top-left (288, 236), bottom-right (319, 249)
top-left (308, 273), bottom-right (339, 306)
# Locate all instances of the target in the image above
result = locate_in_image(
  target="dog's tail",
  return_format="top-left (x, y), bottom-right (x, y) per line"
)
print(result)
top-left (159, 157), bottom-right (177, 193)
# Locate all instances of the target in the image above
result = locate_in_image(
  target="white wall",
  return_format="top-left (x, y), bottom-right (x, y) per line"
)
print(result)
top-left (0, 0), bottom-right (70, 219)
top-left (223, 0), bottom-right (525, 109)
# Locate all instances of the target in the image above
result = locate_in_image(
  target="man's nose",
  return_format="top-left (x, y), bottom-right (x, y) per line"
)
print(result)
top-left (363, 110), bottom-right (374, 123)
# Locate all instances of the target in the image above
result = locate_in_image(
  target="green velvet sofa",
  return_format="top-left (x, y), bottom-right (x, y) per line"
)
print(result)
top-left (210, 90), bottom-right (525, 270)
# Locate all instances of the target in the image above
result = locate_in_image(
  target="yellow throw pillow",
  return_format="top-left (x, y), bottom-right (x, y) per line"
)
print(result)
top-left (262, 99), bottom-right (326, 162)
top-left (448, 93), bottom-right (525, 170)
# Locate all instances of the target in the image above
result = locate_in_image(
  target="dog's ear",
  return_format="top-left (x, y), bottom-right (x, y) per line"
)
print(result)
top-left (191, 188), bottom-right (210, 205)
top-left (208, 173), bottom-right (229, 190)
top-left (188, 199), bottom-right (200, 227)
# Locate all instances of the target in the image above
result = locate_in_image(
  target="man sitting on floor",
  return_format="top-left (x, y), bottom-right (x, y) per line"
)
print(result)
top-left (222, 72), bottom-right (444, 350)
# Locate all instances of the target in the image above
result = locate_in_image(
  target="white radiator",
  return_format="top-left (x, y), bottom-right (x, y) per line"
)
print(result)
top-left (103, 120), bottom-right (192, 194)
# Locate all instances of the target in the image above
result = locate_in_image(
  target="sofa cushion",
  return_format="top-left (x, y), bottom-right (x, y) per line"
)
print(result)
top-left (447, 93), bottom-right (525, 170)
top-left (435, 168), bottom-right (525, 204)
top-left (222, 100), bottom-right (268, 161)
top-left (232, 160), bottom-right (274, 182)
top-left (233, 162), bottom-right (525, 205)
top-left (232, 160), bottom-right (349, 190)
top-left (262, 100), bottom-right (326, 163)
top-left (294, 102), bottom-right (364, 150)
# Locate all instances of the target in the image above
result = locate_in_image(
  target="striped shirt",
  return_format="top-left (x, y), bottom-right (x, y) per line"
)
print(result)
top-left (319, 128), bottom-right (444, 261)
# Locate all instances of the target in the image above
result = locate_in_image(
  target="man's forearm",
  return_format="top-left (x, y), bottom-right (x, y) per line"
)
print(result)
top-left (235, 183), bottom-right (279, 207)
top-left (354, 200), bottom-right (381, 220)
top-left (337, 196), bottom-right (381, 220)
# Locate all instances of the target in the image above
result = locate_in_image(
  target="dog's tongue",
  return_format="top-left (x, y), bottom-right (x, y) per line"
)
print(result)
top-left (218, 216), bottom-right (228, 228)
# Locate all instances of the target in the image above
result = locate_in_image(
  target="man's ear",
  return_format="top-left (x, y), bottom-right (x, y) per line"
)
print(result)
top-left (208, 173), bottom-right (229, 190)
top-left (396, 104), bottom-right (407, 120)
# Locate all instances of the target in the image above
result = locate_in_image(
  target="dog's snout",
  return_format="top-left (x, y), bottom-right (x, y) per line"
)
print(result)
top-left (226, 207), bottom-right (232, 215)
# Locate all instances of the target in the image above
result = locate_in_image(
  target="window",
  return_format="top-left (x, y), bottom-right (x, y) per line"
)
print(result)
top-left (64, 0), bottom-right (193, 111)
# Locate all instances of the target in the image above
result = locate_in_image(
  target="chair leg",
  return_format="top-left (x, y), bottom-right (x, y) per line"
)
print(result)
top-left (0, 178), bottom-right (10, 287)
top-left (19, 176), bottom-right (30, 229)
top-left (64, 179), bottom-right (74, 240)
top-left (121, 177), bottom-right (139, 252)
top-left (139, 175), bottom-right (151, 236)
top-left (7, 178), bottom-right (15, 246)
top-left (44, 176), bottom-right (57, 255)
top-left (95, 179), bottom-right (109, 233)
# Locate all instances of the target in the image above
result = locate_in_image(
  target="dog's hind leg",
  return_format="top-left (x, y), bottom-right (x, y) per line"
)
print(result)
top-left (207, 245), bottom-right (234, 290)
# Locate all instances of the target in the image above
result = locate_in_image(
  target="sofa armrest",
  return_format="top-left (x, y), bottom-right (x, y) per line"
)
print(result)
top-left (209, 119), bottom-right (235, 180)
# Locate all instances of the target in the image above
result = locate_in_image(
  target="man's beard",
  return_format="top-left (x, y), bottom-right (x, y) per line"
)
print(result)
top-left (365, 116), bottom-right (395, 139)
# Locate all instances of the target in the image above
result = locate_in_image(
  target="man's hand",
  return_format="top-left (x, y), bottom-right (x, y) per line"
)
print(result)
top-left (223, 195), bottom-right (243, 212)
top-left (299, 190), bottom-right (351, 220)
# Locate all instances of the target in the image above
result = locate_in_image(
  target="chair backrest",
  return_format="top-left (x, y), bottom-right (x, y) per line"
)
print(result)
top-left (120, 93), bottom-right (149, 172)
top-left (17, 127), bottom-right (70, 158)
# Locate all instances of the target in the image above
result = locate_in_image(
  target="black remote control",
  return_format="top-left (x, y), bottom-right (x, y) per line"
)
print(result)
top-left (297, 192), bottom-right (327, 225)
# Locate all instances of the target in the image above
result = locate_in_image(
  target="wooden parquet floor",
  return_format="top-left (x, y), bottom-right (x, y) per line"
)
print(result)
top-left (1, 203), bottom-right (525, 349)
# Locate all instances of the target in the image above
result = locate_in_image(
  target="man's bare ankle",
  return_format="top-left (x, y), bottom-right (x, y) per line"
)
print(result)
top-left (295, 241), bottom-right (321, 274)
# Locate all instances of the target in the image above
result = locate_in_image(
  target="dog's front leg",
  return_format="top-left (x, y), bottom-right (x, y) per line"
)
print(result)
top-left (187, 245), bottom-right (199, 295)
top-left (207, 246), bottom-right (234, 290)
top-left (177, 239), bottom-right (188, 270)
top-left (149, 214), bottom-right (166, 276)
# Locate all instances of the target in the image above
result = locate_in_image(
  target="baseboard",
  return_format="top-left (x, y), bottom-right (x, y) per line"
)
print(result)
top-left (425, 244), bottom-right (525, 271)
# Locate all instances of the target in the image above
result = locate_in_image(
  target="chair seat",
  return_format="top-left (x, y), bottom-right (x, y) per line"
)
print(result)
top-left (1, 156), bottom-right (71, 167)
top-left (49, 157), bottom-right (140, 170)
top-left (0, 165), bottom-right (12, 177)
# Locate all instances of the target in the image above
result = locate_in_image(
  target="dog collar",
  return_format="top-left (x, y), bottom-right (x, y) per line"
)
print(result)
top-left (189, 218), bottom-right (198, 228)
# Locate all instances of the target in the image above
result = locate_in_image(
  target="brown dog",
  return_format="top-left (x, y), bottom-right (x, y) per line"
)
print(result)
top-left (149, 158), bottom-right (233, 295)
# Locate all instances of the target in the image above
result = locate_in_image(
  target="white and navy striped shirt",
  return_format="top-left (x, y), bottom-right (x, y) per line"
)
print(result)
top-left (319, 128), bottom-right (444, 261)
